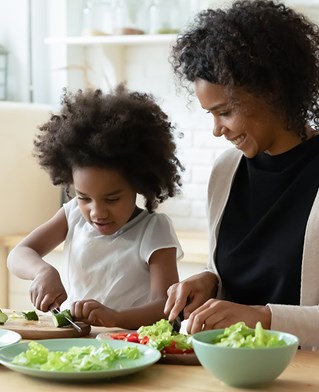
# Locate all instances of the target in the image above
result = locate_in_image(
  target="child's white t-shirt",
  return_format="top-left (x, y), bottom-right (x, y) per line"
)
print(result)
top-left (61, 198), bottom-right (183, 310)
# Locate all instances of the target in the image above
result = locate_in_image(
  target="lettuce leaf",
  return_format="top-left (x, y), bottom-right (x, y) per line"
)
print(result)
top-left (11, 341), bottom-right (141, 371)
top-left (137, 319), bottom-right (192, 351)
top-left (212, 321), bottom-right (287, 348)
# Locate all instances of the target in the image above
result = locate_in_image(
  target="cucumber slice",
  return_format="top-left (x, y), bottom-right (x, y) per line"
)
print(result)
top-left (51, 309), bottom-right (73, 328)
top-left (22, 311), bottom-right (39, 321)
top-left (0, 309), bottom-right (8, 325)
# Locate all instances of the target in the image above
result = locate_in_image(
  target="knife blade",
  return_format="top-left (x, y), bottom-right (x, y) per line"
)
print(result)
top-left (51, 308), bottom-right (82, 333)
top-left (170, 310), bottom-right (184, 333)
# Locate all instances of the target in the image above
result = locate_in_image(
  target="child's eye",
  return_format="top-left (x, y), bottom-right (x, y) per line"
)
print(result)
top-left (106, 198), bottom-right (119, 203)
top-left (77, 196), bottom-right (90, 202)
top-left (218, 110), bottom-right (231, 117)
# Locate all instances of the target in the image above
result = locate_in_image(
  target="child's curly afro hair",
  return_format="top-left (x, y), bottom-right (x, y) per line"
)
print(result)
top-left (33, 84), bottom-right (184, 212)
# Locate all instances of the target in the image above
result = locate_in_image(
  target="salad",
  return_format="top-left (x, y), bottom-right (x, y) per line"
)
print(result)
top-left (212, 321), bottom-right (287, 348)
top-left (11, 341), bottom-right (141, 372)
top-left (111, 319), bottom-right (194, 355)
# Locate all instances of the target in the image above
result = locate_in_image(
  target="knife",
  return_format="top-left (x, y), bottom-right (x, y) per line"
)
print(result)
top-left (51, 308), bottom-right (82, 333)
top-left (170, 310), bottom-right (184, 333)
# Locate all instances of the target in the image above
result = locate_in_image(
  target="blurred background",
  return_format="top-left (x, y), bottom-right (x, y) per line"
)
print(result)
top-left (1, 0), bottom-right (319, 231)
top-left (1, 0), bottom-right (319, 308)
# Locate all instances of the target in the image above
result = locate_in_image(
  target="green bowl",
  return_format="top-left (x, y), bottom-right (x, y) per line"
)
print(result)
top-left (192, 329), bottom-right (299, 388)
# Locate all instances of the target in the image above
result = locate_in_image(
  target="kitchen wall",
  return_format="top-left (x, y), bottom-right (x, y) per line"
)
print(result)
top-left (1, 0), bottom-right (319, 233)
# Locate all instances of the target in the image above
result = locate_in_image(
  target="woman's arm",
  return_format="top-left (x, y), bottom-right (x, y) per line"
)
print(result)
top-left (269, 304), bottom-right (319, 348)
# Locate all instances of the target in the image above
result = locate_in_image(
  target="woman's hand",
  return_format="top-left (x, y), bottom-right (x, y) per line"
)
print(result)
top-left (30, 264), bottom-right (67, 312)
top-left (71, 299), bottom-right (118, 327)
top-left (164, 271), bottom-right (219, 322)
top-left (186, 299), bottom-right (272, 334)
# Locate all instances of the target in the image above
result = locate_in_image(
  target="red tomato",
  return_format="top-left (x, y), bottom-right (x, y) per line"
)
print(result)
top-left (161, 341), bottom-right (194, 355)
top-left (109, 333), bottom-right (193, 355)
top-left (124, 333), bottom-right (140, 343)
top-left (139, 336), bottom-right (150, 345)
top-left (110, 333), bottom-right (129, 340)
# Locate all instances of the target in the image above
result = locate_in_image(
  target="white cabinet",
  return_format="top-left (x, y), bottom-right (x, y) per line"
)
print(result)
top-left (44, 33), bottom-right (178, 97)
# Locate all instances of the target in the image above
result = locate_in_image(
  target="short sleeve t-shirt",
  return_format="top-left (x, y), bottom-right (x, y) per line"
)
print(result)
top-left (61, 198), bottom-right (183, 310)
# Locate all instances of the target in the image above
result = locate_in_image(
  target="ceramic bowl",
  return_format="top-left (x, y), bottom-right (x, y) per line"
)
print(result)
top-left (192, 329), bottom-right (299, 387)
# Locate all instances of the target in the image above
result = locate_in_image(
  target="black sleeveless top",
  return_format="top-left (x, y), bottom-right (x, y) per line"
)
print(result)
top-left (215, 136), bottom-right (319, 305)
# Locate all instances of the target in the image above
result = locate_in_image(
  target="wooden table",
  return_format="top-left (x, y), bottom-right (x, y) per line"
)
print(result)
top-left (1, 326), bottom-right (319, 392)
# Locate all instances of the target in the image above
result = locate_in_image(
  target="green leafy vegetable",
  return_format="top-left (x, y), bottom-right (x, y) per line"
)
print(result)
top-left (0, 309), bottom-right (8, 325)
top-left (11, 341), bottom-right (141, 372)
top-left (137, 319), bottom-right (192, 351)
top-left (51, 309), bottom-right (73, 328)
top-left (22, 311), bottom-right (39, 321)
top-left (212, 321), bottom-right (287, 348)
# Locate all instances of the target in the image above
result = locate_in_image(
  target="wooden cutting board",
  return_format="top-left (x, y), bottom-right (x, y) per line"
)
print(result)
top-left (0, 310), bottom-right (91, 339)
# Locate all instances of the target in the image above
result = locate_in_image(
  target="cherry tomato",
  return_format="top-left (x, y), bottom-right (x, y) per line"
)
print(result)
top-left (124, 333), bottom-right (140, 343)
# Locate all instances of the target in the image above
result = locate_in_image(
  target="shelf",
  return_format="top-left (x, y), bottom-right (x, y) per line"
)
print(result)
top-left (44, 34), bottom-right (178, 46)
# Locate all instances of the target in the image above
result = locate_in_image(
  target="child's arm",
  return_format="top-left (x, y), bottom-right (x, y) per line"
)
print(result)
top-left (72, 247), bottom-right (179, 329)
top-left (7, 208), bottom-right (68, 311)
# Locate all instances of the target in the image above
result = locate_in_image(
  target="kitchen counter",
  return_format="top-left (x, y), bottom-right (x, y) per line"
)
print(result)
top-left (1, 329), bottom-right (319, 392)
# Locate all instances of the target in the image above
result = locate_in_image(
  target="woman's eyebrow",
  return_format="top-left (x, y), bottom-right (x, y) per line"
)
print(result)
top-left (205, 102), bottom-right (228, 111)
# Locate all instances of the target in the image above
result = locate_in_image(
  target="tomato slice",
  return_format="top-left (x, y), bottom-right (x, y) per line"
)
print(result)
top-left (124, 333), bottom-right (140, 343)
top-left (139, 336), bottom-right (149, 345)
top-left (110, 332), bottom-right (129, 340)
top-left (161, 340), bottom-right (194, 355)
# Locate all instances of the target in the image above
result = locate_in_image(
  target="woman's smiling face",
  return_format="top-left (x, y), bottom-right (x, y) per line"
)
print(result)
top-left (194, 79), bottom-right (302, 157)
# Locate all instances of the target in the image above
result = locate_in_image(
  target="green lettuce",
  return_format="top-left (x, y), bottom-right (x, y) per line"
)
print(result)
top-left (137, 319), bottom-right (192, 351)
top-left (12, 341), bottom-right (141, 371)
top-left (212, 321), bottom-right (287, 348)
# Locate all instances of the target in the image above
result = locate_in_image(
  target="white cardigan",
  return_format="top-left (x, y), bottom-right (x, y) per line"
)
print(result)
top-left (207, 148), bottom-right (319, 348)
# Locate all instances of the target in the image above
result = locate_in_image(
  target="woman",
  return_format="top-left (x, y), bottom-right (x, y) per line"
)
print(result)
top-left (164, 0), bottom-right (319, 348)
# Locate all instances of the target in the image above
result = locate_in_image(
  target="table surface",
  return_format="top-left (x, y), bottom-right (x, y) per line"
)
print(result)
top-left (1, 326), bottom-right (319, 392)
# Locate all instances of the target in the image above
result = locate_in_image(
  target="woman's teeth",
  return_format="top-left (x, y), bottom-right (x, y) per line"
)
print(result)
top-left (231, 135), bottom-right (245, 145)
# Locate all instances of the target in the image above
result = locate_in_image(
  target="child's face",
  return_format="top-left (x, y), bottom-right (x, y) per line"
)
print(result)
top-left (73, 166), bottom-right (138, 235)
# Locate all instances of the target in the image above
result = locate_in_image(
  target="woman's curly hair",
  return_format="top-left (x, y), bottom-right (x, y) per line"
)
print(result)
top-left (33, 84), bottom-right (184, 212)
top-left (171, 0), bottom-right (319, 137)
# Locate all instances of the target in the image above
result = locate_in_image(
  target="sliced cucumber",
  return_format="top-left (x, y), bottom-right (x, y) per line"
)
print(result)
top-left (22, 310), bottom-right (39, 321)
top-left (52, 309), bottom-right (73, 328)
top-left (0, 309), bottom-right (8, 325)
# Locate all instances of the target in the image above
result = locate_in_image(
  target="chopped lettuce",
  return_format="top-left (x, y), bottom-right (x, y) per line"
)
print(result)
top-left (212, 321), bottom-right (287, 348)
top-left (0, 309), bottom-right (8, 325)
top-left (11, 341), bottom-right (141, 372)
top-left (137, 319), bottom-right (192, 351)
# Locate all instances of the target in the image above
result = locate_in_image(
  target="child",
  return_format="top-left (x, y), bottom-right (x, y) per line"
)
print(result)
top-left (8, 84), bottom-right (184, 329)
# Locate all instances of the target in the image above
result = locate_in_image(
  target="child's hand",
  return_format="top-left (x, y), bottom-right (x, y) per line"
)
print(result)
top-left (71, 299), bottom-right (118, 327)
top-left (29, 264), bottom-right (67, 312)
